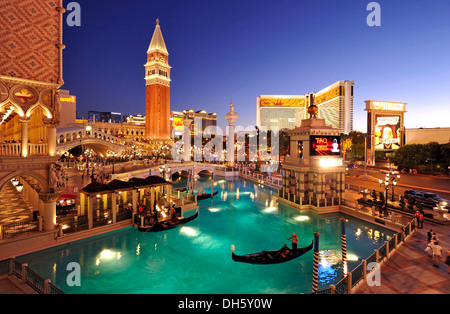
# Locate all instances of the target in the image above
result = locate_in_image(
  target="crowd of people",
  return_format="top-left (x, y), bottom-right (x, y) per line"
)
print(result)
top-left (425, 229), bottom-right (450, 273)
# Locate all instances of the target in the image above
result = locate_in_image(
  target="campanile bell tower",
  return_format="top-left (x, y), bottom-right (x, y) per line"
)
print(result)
top-left (145, 19), bottom-right (171, 142)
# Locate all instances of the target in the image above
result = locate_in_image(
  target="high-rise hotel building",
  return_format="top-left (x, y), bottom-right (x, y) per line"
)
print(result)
top-left (256, 80), bottom-right (354, 134)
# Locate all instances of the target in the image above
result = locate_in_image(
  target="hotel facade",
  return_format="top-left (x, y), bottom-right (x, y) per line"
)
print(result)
top-left (256, 80), bottom-right (354, 134)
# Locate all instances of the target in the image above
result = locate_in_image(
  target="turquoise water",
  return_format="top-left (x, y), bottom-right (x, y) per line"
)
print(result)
top-left (18, 177), bottom-right (395, 294)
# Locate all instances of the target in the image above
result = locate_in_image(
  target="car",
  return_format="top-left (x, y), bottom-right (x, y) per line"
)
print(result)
top-left (403, 190), bottom-right (449, 209)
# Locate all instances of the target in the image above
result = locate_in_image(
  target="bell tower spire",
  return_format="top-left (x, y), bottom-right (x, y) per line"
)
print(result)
top-left (145, 19), bottom-right (171, 142)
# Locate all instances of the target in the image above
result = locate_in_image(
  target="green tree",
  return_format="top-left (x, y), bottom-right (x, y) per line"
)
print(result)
top-left (392, 144), bottom-right (427, 168)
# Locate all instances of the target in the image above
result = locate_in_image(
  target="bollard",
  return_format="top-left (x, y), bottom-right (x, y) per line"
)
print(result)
top-left (340, 218), bottom-right (347, 276)
top-left (312, 231), bottom-right (320, 294)
top-left (330, 285), bottom-right (336, 294)
top-left (44, 279), bottom-right (51, 294)
top-left (21, 263), bottom-right (28, 282)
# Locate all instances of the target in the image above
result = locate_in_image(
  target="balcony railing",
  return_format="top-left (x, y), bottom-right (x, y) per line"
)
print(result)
top-left (0, 143), bottom-right (48, 157)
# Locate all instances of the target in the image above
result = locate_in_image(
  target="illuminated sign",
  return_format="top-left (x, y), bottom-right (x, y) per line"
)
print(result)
top-left (374, 114), bottom-right (401, 150)
top-left (260, 98), bottom-right (305, 107)
top-left (173, 117), bottom-right (184, 131)
top-left (367, 101), bottom-right (406, 111)
top-left (314, 86), bottom-right (344, 105)
top-left (310, 135), bottom-right (341, 156)
top-left (60, 96), bottom-right (76, 103)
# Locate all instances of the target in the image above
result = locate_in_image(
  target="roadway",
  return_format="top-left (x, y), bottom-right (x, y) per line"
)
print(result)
top-left (346, 167), bottom-right (450, 201)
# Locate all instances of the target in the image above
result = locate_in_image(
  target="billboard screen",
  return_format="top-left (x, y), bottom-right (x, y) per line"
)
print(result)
top-left (374, 114), bottom-right (401, 150)
top-left (310, 135), bottom-right (341, 156)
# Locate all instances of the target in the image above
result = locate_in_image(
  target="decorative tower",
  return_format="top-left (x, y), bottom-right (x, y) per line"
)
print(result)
top-left (145, 19), bottom-right (171, 142)
top-left (225, 102), bottom-right (239, 167)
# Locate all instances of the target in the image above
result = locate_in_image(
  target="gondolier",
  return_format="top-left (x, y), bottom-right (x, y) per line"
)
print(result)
top-left (288, 233), bottom-right (299, 254)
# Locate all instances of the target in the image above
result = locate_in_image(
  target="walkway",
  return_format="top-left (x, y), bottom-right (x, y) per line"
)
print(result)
top-left (356, 221), bottom-right (450, 294)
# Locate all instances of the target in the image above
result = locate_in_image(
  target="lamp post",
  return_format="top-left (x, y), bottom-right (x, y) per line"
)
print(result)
top-left (107, 150), bottom-right (117, 174)
top-left (378, 171), bottom-right (400, 203)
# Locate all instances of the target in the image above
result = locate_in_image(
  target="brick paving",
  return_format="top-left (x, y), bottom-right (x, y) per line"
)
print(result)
top-left (356, 222), bottom-right (450, 294)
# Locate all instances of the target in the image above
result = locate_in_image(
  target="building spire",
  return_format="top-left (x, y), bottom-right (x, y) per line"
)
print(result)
top-left (148, 19), bottom-right (168, 54)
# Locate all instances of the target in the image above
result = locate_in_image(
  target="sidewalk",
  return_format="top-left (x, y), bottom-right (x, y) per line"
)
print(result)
top-left (356, 222), bottom-right (450, 294)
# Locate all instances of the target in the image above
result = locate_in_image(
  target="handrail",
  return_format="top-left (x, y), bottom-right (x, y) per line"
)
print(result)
top-left (0, 258), bottom-right (64, 294)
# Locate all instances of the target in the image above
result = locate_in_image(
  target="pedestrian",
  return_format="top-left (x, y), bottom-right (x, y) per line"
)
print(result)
top-left (430, 241), bottom-right (442, 268)
top-left (419, 212), bottom-right (424, 229)
top-left (412, 218), bottom-right (418, 230)
top-left (427, 229), bottom-right (433, 243)
top-left (414, 211), bottom-right (420, 228)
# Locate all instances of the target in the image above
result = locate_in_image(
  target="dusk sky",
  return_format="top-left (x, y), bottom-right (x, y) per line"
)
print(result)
top-left (63, 0), bottom-right (450, 132)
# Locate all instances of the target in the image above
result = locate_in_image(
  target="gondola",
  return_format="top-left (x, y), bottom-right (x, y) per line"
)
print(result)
top-left (196, 190), bottom-right (218, 201)
top-left (137, 210), bottom-right (199, 232)
top-left (231, 241), bottom-right (313, 265)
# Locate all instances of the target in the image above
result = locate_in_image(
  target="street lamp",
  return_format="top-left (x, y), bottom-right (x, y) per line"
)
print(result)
top-left (107, 150), bottom-right (117, 174)
top-left (159, 165), bottom-right (171, 180)
top-left (379, 171), bottom-right (400, 203)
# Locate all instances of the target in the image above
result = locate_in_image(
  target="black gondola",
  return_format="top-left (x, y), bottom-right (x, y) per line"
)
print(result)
top-left (231, 241), bottom-right (313, 264)
top-left (196, 190), bottom-right (218, 201)
top-left (137, 210), bottom-right (199, 232)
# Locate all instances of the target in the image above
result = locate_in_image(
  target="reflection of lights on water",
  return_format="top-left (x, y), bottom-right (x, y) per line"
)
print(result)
top-left (347, 253), bottom-right (359, 261)
top-left (264, 206), bottom-right (277, 213)
top-left (355, 228), bottom-right (362, 238)
top-left (208, 208), bottom-right (220, 212)
top-left (96, 249), bottom-right (121, 266)
top-left (180, 226), bottom-right (199, 237)
top-left (136, 244), bottom-right (141, 255)
top-left (294, 215), bottom-right (310, 222)
top-left (318, 250), bottom-right (339, 285)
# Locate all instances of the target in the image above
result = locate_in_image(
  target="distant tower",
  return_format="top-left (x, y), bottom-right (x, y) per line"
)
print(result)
top-left (145, 19), bottom-right (171, 142)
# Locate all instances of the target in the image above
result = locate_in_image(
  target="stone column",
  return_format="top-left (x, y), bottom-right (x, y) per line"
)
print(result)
top-left (132, 189), bottom-right (137, 213)
top-left (20, 117), bottom-right (30, 157)
top-left (47, 124), bottom-right (57, 157)
top-left (340, 172), bottom-right (346, 199)
top-left (87, 196), bottom-right (94, 229)
top-left (102, 194), bottom-right (108, 210)
top-left (225, 104), bottom-right (239, 168)
top-left (112, 192), bottom-right (117, 224)
top-left (80, 193), bottom-right (85, 215)
top-left (38, 193), bottom-right (59, 231)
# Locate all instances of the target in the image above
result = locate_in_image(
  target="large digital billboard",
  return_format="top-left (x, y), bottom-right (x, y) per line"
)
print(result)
top-left (310, 135), bottom-right (341, 156)
top-left (374, 114), bottom-right (401, 150)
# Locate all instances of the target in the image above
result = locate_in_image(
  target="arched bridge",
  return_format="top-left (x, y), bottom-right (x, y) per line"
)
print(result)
top-left (56, 126), bottom-right (149, 156)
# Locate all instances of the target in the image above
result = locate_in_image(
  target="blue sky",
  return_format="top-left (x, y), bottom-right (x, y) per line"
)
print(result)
top-left (63, 0), bottom-right (450, 132)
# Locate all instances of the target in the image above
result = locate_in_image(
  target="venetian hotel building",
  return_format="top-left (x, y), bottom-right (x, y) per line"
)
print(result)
top-left (256, 80), bottom-right (354, 134)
